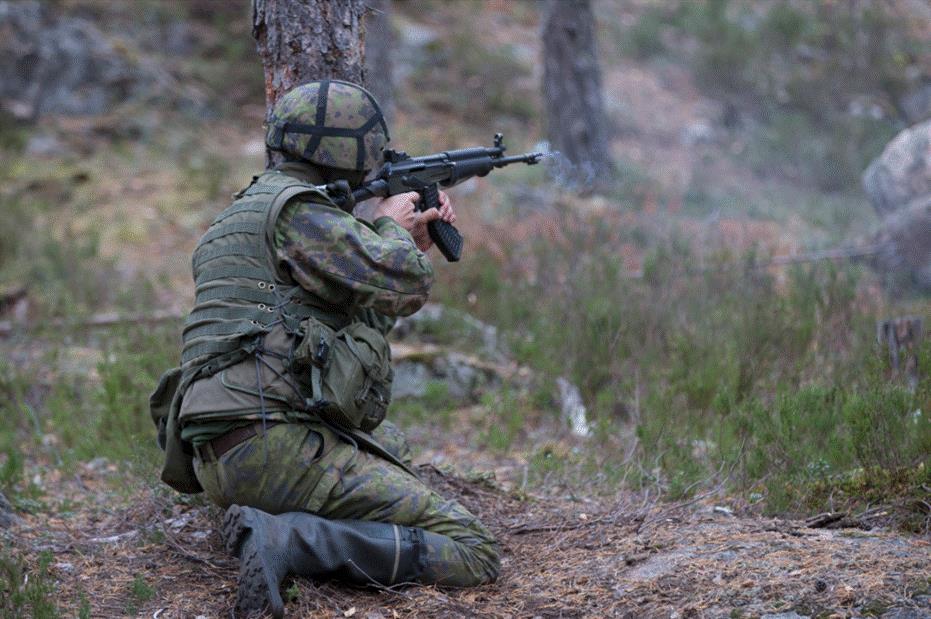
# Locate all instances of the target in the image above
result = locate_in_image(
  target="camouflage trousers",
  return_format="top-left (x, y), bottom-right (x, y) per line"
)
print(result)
top-left (192, 419), bottom-right (500, 587)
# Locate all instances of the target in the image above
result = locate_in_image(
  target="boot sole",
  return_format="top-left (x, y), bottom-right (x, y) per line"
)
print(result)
top-left (222, 505), bottom-right (285, 619)
top-left (236, 546), bottom-right (283, 619)
top-left (222, 504), bottom-right (250, 555)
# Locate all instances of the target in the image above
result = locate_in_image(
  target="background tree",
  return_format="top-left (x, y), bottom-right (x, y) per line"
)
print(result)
top-left (363, 0), bottom-right (395, 124)
top-left (252, 0), bottom-right (368, 168)
top-left (541, 0), bottom-right (613, 190)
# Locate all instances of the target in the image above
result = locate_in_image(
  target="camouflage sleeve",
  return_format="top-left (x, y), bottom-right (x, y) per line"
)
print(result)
top-left (274, 199), bottom-right (434, 317)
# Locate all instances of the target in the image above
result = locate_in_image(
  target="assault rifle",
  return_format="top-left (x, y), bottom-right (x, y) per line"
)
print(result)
top-left (329, 133), bottom-right (543, 262)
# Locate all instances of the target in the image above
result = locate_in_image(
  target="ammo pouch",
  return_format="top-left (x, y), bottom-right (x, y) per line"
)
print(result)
top-left (293, 317), bottom-right (393, 433)
top-left (150, 366), bottom-right (203, 494)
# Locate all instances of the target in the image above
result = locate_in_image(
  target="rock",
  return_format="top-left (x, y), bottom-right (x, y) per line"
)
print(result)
top-left (436, 354), bottom-right (480, 401)
top-left (680, 121), bottom-right (716, 146)
top-left (392, 361), bottom-right (431, 399)
top-left (0, 491), bottom-right (20, 528)
top-left (0, 1), bottom-right (141, 118)
top-left (862, 120), bottom-right (931, 217)
top-left (25, 133), bottom-right (64, 157)
top-left (879, 609), bottom-right (927, 619)
top-left (761, 613), bottom-right (809, 619)
top-left (557, 377), bottom-right (591, 438)
top-left (871, 195), bottom-right (931, 290)
top-left (392, 303), bottom-right (501, 360)
top-left (901, 83), bottom-right (931, 124)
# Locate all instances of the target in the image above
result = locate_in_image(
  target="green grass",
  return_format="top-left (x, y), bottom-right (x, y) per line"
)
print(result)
top-left (435, 210), bottom-right (929, 523)
top-left (0, 549), bottom-right (58, 619)
top-left (126, 574), bottom-right (155, 615)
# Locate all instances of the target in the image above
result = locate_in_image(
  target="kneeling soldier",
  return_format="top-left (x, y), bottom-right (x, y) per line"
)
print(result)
top-left (153, 81), bottom-right (499, 618)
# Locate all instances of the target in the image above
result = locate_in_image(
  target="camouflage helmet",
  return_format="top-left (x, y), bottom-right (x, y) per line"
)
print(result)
top-left (265, 80), bottom-right (390, 172)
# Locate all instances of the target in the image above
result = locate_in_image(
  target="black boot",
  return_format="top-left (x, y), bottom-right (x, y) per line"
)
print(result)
top-left (221, 505), bottom-right (425, 618)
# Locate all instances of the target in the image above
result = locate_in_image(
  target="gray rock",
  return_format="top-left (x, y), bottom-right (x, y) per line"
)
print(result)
top-left (439, 355), bottom-right (480, 401)
top-left (862, 119), bottom-right (931, 217)
top-left (392, 303), bottom-right (501, 359)
top-left (880, 608), bottom-right (930, 619)
top-left (0, 491), bottom-right (19, 528)
top-left (901, 83), bottom-right (931, 124)
top-left (24, 133), bottom-right (64, 157)
top-left (392, 362), bottom-right (430, 399)
top-left (871, 195), bottom-right (931, 290)
top-left (556, 377), bottom-right (590, 437)
top-left (761, 613), bottom-right (809, 619)
top-left (0, 1), bottom-right (142, 118)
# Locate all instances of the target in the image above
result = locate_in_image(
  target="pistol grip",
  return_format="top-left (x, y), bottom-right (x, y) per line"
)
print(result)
top-left (418, 183), bottom-right (463, 262)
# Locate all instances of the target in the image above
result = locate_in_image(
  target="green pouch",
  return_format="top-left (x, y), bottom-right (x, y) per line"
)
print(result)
top-left (293, 317), bottom-right (393, 433)
top-left (150, 367), bottom-right (203, 494)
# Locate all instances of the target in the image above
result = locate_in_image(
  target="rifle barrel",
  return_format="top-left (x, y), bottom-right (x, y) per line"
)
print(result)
top-left (494, 152), bottom-right (544, 166)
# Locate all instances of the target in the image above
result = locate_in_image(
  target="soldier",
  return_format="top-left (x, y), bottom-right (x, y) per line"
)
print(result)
top-left (159, 81), bottom-right (500, 618)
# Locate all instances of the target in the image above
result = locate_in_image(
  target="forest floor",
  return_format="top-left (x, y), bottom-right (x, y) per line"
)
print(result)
top-left (3, 454), bottom-right (929, 619)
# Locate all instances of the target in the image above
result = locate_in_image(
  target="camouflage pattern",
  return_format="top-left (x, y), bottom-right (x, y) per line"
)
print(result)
top-left (275, 194), bottom-right (434, 317)
top-left (193, 420), bottom-right (500, 586)
top-left (267, 81), bottom-right (389, 172)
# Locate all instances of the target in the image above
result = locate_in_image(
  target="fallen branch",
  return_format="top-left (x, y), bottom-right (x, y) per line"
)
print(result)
top-left (0, 308), bottom-right (185, 337)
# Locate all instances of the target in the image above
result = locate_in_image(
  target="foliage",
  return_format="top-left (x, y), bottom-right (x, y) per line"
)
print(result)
top-left (435, 209), bottom-right (929, 523)
top-left (0, 549), bottom-right (58, 619)
top-left (411, 25), bottom-right (536, 126)
top-left (620, 0), bottom-right (922, 191)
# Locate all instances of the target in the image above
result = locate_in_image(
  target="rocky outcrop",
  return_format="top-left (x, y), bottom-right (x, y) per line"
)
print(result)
top-left (0, 1), bottom-right (140, 119)
top-left (871, 195), bottom-right (931, 289)
top-left (862, 120), bottom-right (931, 289)
top-left (862, 119), bottom-right (931, 217)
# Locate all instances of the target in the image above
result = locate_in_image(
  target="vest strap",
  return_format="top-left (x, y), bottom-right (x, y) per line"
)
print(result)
top-left (195, 265), bottom-right (272, 287)
top-left (183, 320), bottom-right (265, 341)
top-left (193, 244), bottom-right (266, 270)
top-left (194, 285), bottom-right (281, 306)
top-left (199, 222), bottom-right (264, 245)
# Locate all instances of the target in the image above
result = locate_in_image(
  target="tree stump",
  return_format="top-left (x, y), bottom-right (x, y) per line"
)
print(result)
top-left (876, 316), bottom-right (923, 392)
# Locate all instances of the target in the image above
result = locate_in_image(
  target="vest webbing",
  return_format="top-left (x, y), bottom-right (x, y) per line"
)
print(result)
top-left (181, 171), bottom-right (348, 370)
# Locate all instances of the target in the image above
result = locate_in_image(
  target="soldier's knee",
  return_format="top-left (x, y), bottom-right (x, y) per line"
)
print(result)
top-left (476, 540), bottom-right (501, 584)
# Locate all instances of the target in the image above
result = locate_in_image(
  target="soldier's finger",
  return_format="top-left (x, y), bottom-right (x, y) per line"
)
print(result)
top-left (419, 207), bottom-right (441, 223)
top-left (438, 202), bottom-right (455, 223)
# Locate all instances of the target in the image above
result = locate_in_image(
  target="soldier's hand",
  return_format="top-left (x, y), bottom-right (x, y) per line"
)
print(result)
top-left (410, 191), bottom-right (456, 252)
top-left (374, 191), bottom-right (456, 252)
top-left (372, 191), bottom-right (421, 230)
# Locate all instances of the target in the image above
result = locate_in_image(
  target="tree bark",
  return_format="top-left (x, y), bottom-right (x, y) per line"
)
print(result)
top-left (362, 0), bottom-right (395, 123)
top-left (542, 0), bottom-right (613, 191)
top-left (252, 0), bottom-right (368, 168)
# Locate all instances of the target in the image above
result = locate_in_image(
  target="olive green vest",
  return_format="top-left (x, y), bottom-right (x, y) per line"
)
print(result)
top-left (179, 170), bottom-right (350, 422)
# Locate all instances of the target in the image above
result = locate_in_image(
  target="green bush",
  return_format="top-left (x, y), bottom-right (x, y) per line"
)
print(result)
top-left (435, 210), bottom-right (927, 518)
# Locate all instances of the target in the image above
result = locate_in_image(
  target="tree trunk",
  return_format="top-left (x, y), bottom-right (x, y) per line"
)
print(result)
top-left (252, 0), bottom-right (368, 168)
top-left (541, 0), bottom-right (613, 191)
top-left (362, 0), bottom-right (395, 123)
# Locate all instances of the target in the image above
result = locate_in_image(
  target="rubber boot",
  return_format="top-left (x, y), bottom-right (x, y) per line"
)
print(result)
top-left (222, 505), bottom-right (424, 618)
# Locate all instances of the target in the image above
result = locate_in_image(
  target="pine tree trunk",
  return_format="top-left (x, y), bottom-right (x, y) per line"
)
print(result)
top-left (252, 0), bottom-right (368, 168)
top-left (363, 0), bottom-right (395, 123)
top-left (541, 0), bottom-right (613, 191)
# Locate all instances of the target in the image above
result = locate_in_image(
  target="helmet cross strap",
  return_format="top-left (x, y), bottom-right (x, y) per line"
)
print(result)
top-left (265, 80), bottom-right (390, 172)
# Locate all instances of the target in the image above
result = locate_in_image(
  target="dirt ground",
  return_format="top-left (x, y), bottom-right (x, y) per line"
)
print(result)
top-left (4, 457), bottom-right (929, 619)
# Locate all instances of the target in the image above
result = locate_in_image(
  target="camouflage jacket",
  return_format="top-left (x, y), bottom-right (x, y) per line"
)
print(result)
top-left (273, 161), bottom-right (434, 318)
